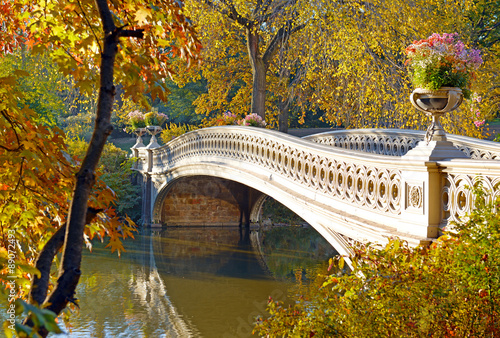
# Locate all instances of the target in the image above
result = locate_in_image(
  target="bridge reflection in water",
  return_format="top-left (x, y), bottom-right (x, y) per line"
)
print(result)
top-left (54, 227), bottom-right (335, 337)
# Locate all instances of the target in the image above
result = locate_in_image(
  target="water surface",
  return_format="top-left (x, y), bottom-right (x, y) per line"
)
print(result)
top-left (51, 226), bottom-right (335, 337)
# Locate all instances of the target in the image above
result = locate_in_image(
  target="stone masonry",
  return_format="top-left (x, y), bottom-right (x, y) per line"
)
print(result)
top-left (161, 176), bottom-right (241, 226)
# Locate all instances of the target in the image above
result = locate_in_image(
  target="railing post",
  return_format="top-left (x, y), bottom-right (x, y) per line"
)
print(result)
top-left (400, 140), bottom-right (468, 239)
top-left (399, 161), bottom-right (441, 239)
top-left (142, 142), bottom-right (160, 227)
top-left (131, 131), bottom-right (159, 227)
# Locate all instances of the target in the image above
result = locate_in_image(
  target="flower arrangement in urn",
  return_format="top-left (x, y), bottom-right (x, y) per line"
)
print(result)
top-left (237, 113), bottom-right (267, 127)
top-left (405, 33), bottom-right (483, 99)
top-left (127, 110), bottom-right (146, 130)
top-left (405, 33), bottom-right (484, 143)
top-left (144, 110), bottom-right (169, 127)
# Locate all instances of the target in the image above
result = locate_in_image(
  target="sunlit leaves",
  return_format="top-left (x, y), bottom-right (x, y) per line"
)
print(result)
top-left (182, 0), bottom-right (497, 136)
top-left (14, 0), bottom-right (201, 104)
top-left (255, 185), bottom-right (500, 337)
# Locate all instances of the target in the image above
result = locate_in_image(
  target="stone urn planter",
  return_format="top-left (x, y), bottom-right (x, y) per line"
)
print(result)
top-left (410, 87), bottom-right (463, 143)
top-left (145, 125), bottom-right (162, 149)
top-left (131, 127), bottom-right (147, 149)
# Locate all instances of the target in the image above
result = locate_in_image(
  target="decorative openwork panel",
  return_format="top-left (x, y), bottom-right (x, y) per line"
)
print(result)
top-left (441, 171), bottom-right (500, 224)
top-left (454, 145), bottom-right (500, 160)
top-left (146, 127), bottom-right (403, 216)
top-left (306, 129), bottom-right (500, 159)
top-left (309, 133), bottom-right (421, 156)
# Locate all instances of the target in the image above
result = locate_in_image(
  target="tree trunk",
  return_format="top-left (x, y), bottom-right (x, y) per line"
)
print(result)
top-left (246, 29), bottom-right (267, 119)
top-left (26, 1), bottom-right (118, 336)
top-left (278, 107), bottom-right (289, 133)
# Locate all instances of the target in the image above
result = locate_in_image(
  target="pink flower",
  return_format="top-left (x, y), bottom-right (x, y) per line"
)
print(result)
top-left (223, 110), bottom-right (236, 118)
top-left (474, 120), bottom-right (485, 128)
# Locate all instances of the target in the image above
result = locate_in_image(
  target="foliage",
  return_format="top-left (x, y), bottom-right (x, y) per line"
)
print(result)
top-left (0, 73), bottom-right (135, 336)
top-left (1, 0), bottom-right (200, 336)
top-left (202, 110), bottom-right (239, 127)
top-left (405, 33), bottom-right (483, 99)
top-left (66, 138), bottom-right (141, 221)
top-left (181, 0), bottom-right (499, 137)
top-left (9, 0), bottom-right (201, 104)
top-left (0, 74), bottom-right (74, 286)
top-left (2, 299), bottom-right (61, 338)
top-left (254, 184), bottom-right (500, 337)
top-left (0, 49), bottom-right (143, 141)
top-left (179, 0), bottom-right (310, 127)
top-left (237, 113), bottom-right (267, 127)
top-left (160, 122), bottom-right (199, 143)
top-left (156, 79), bottom-right (207, 125)
top-left (0, 52), bottom-right (65, 126)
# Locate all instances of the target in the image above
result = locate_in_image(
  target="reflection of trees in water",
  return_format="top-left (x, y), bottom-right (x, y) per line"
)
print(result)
top-left (57, 227), bottom-right (336, 337)
top-left (150, 226), bottom-right (337, 281)
top-left (57, 233), bottom-right (199, 337)
top-left (253, 226), bottom-right (338, 280)
top-left (150, 227), bottom-right (289, 338)
top-left (127, 231), bottom-right (200, 337)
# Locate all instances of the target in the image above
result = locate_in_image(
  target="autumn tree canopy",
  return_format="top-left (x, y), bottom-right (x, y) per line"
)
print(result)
top-left (181, 0), bottom-right (498, 137)
top-left (0, 0), bottom-right (200, 336)
top-left (176, 0), bottom-right (312, 130)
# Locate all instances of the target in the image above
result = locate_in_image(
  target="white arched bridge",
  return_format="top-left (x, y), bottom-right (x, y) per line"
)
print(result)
top-left (131, 126), bottom-right (500, 258)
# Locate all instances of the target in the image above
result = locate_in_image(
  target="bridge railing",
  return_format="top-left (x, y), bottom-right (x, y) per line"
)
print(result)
top-left (133, 126), bottom-right (500, 248)
top-left (305, 128), bottom-right (500, 159)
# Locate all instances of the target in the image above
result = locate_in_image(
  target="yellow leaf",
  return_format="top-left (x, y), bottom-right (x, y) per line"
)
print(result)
top-left (135, 6), bottom-right (151, 25)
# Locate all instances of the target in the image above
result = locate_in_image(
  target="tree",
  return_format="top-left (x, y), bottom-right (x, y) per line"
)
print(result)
top-left (0, 51), bottom-right (67, 127)
top-left (179, 0), bottom-right (309, 125)
top-left (1, 0), bottom-right (200, 336)
top-left (180, 0), bottom-right (498, 137)
top-left (255, 184), bottom-right (500, 337)
top-left (293, 0), bottom-right (499, 137)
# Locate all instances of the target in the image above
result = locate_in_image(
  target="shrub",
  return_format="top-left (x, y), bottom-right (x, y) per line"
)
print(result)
top-left (160, 122), bottom-right (199, 143)
top-left (255, 184), bottom-right (500, 337)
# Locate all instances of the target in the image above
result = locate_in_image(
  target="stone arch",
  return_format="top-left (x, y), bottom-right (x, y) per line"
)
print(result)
top-left (249, 194), bottom-right (268, 223)
top-left (148, 170), bottom-right (355, 264)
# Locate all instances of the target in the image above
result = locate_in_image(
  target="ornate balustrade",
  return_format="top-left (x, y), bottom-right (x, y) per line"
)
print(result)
top-left (135, 126), bottom-right (404, 216)
top-left (305, 128), bottom-right (500, 159)
top-left (133, 126), bottom-right (500, 258)
top-left (439, 160), bottom-right (500, 224)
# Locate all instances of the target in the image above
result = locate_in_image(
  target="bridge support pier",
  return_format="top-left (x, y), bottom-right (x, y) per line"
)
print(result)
top-left (141, 173), bottom-right (154, 227)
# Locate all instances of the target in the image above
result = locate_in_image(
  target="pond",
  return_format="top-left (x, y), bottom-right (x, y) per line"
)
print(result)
top-left (48, 225), bottom-right (337, 337)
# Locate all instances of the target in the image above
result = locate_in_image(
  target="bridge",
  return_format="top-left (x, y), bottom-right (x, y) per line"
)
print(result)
top-left (131, 126), bottom-right (500, 259)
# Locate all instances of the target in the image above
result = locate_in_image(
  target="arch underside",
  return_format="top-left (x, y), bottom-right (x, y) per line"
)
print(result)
top-left (150, 161), bottom-right (399, 259)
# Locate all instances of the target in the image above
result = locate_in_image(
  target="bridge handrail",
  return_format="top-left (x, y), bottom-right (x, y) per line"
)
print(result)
top-left (304, 128), bottom-right (500, 160)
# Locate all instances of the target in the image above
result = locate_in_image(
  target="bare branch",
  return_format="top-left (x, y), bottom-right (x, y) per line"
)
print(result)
top-left (204, 0), bottom-right (251, 27)
top-left (76, 0), bottom-right (103, 55)
top-left (263, 19), bottom-right (306, 66)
